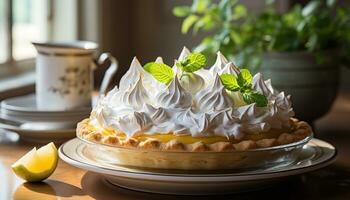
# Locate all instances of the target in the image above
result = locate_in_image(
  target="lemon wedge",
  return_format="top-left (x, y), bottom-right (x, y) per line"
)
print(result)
top-left (12, 142), bottom-right (58, 182)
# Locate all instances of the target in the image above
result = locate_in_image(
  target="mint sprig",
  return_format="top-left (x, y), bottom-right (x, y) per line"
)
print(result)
top-left (219, 69), bottom-right (268, 107)
top-left (220, 74), bottom-right (240, 91)
top-left (144, 62), bottom-right (174, 84)
top-left (237, 69), bottom-right (252, 88)
top-left (242, 91), bottom-right (268, 107)
top-left (176, 53), bottom-right (206, 73)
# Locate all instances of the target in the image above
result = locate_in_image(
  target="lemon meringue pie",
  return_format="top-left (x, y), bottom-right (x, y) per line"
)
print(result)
top-left (77, 47), bottom-right (312, 153)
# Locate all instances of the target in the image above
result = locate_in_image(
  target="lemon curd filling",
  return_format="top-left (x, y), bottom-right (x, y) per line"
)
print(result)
top-left (87, 124), bottom-right (288, 144)
top-left (136, 134), bottom-right (230, 144)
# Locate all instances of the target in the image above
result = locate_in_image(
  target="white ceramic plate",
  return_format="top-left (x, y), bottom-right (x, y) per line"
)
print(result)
top-left (59, 138), bottom-right (336, 195)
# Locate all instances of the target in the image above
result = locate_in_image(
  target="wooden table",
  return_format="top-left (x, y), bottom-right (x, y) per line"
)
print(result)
top-left (1, 94), bottom-right (350, 200)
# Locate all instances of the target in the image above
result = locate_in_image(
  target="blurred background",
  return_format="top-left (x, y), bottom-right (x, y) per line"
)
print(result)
top-left (0, 0), bottom-right (349, 125)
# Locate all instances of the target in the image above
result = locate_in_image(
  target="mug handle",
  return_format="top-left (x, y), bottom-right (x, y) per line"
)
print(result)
top-left (96, 53), bottom-right (119, 95)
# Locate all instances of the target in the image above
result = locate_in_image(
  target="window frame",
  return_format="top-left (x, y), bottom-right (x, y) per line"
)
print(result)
top-left (4, 0), bottom-right (13, 63)
top-left (0, 0), bottom-right (50, 75)
top-left (0, 0), bottom-right (85, 67)
top-left (0, 0), bottom-right (89, 96)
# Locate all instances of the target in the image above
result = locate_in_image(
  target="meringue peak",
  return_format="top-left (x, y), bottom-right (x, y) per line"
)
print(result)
top-left (157, 76), bottom-right (192, 109)
top-left (195, 73), bottom-right (233, 112)
top-left (220, 62), bottom-right (240, 76)
top-left (155, 57), bottom-right (164, 63)
top-left (178, 46), bottom-right (191, 61)
top-left (210, 51), bottom-right (229, 75)
top-left (179, 72), bottom-right (205, 95)
top-left (264, 79), bottom-right (275, 94)
top-left (216, 51), bottom-right (228, 65)
top-left (117, 74), bottom-right (150, 110)
top-left (212, 73), bottom-right (225, 90)
top-left (119, 57), bottom-right (145, 90)
top-left (252, 73), bottom-right (273, 98)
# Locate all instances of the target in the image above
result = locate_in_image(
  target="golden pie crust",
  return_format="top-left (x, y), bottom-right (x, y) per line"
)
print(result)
top-left (76, 118), bottom-right (312, 152)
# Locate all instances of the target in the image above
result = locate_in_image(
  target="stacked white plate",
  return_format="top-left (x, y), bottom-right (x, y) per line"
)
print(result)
top-left (0, 94), bottom-right (91, 142)
top-left (59, 138), bottom-right (337, 195)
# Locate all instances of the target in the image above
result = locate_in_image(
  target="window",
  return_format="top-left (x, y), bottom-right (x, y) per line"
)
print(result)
top-left (0, 0), bottom-right (49, 64)
top-left (12, 0), bottom-right (50, 60)
top-left (0, 0), bottom-right (78, 65)
top-left (0, 0), bottom-right (84, 96)
top-left (0, 0), bottom-right (8, 63)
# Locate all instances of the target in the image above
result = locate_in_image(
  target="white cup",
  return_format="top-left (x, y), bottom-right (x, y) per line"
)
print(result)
top-left (32, 41), bottom-right (118, 111)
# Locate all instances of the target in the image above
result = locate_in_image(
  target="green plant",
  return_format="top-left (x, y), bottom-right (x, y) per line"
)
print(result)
top-left (173, 0), bottom-right (350, 71)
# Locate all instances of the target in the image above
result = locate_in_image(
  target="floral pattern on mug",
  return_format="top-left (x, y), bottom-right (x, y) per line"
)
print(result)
top-left (50, 65), bottom-right (91, 97)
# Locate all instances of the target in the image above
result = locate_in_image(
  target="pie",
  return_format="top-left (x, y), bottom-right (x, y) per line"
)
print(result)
top-left (77, 47), bottom-right (312, 154)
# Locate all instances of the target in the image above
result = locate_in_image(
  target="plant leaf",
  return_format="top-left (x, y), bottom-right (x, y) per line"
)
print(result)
top-left (237, 69), bottom-right (252, 87)
top-left (326, 0), bottom-right (336, 7)
top-left (143, 62), bottom-right (174, 84)
top-left (181, 15), bottom-right (198, 34)
top-left (265, 0), bottom-right (275, 5)
top-left (193, 14), bottom-right (214, 34)
top-left (302, 1), bottom-right (320, 17)
top-left (242, 91), bottom-right (268, 107)
top-left (233, 4), bottom-right (247, 20)
top-left (220, 74), bottom-right (240, 91)
top-left (173, 6), bottom-right (191, 17)
top-left (191, 0), bottom-right (210, 13)
top-left (179, 53), bottom-right (206, 72)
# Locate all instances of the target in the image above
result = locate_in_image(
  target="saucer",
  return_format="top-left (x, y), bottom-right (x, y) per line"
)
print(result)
top-left (0, 117), bottom-right (75, 143)
top-left (0, 94), bottom-right (92, 143)
top-left (0, 94), bottom-right (91, 123)
top-left (59, 138), bottom-right (337, 195)
top-left (1, 94), bottom-right (91, 115)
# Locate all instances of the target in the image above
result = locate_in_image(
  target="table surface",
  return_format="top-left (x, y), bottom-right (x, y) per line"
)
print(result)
top-left (1, 94), bottom-right (350, 200)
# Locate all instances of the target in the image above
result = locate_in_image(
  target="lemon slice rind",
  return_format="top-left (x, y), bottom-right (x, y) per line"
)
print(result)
top-left (11, 142), bottom-right (58, 182)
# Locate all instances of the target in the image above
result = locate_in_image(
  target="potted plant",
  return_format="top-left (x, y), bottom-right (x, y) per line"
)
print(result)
top-left (173, 0), bottom-right (350, 122)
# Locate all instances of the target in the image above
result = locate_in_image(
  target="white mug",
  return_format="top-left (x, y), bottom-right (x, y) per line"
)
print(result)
top-left (32, 41), bottom-right (118, 111)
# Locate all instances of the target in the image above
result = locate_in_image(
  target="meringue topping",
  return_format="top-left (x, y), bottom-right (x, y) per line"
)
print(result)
top-left (90, 48), bottom-right (295, 139)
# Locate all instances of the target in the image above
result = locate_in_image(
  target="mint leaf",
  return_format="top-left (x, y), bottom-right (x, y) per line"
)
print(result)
top-left (237, 69), bottom-right (252, 88)
top-left (177, 53), bottom-right (206, 73)
top-left (176, 62), bottom-right (186, 72)
top-left (219, 74), bottom-right (240, 91)
top-left (143, 62), bottom-right (174, 84)
top-left (242, 91), bottom-right (268, 107)
top-left (143, 62), bottom-right (154, 72)
top-left (242, 92), bottom-right (253, 105)
top-left (253, 92), bottom-right (268, 107)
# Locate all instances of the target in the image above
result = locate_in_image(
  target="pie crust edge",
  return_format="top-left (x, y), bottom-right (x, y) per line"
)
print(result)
top-left (76, 118), bottom-right (312, 152)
